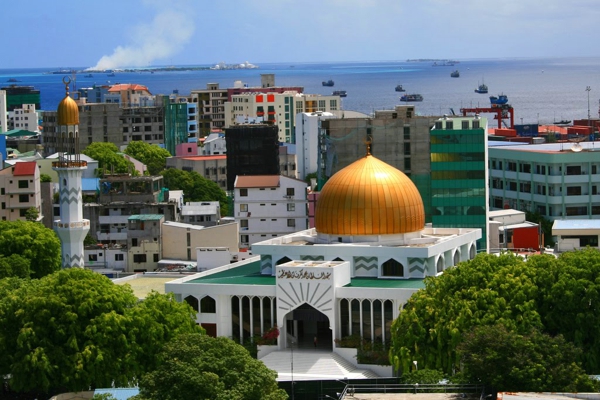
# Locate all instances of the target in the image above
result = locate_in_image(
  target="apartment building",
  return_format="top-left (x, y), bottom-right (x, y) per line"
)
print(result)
top-left (0, 161), bottom-right (42, 221)
top-left (489, 141), bottom-right (600, 221)
top-left (234, 175), bottom-right (308, 249)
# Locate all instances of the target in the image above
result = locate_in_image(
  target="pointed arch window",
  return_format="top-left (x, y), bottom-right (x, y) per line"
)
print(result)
top-left (382, 258), bottom-right (404, 277)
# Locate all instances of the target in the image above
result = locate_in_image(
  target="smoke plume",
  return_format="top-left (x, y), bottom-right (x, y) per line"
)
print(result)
top-left (90, 3), bottom-right (194, 70)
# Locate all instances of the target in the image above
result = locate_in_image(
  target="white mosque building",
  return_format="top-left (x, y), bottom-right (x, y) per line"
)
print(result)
top-left (166, 148), bottom-right (481, 363)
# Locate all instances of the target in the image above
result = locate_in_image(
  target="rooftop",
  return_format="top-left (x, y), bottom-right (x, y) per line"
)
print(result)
top-left (113, 275), bottom-right (178, 299)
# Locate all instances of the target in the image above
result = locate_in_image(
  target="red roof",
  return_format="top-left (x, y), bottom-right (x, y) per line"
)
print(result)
top-left (108, 84), bottom-right (151, 93)
top-left (13, 162), bottom-right (37, 176)
top-left (235, 175), bottom-right (280, 188)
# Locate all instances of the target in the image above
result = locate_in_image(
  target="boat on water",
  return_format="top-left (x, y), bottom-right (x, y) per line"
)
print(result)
top-left (451, 70), bottom-right (460, 78)
top-left (395, 84), bottom-right (406, 92)
top-left (332, 90), bottom-right (347, 97)
top-left (107, 73), bottom-right (115, 77)
top-left (475, 82), bottom-right (488, 94)
top-left (490, 94), bottom-right (508, 105)
top-left (322, 79), bottom-right (334, 87)
top-left (400, 94), bottom-right (423, 102)
top-left (84, 74), bottom-right (93, 78)
top-left (7, 78), bottom-right (20, 82)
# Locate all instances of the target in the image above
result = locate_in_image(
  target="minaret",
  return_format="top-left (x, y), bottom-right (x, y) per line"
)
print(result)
top-left (52, 77), bottom-right (90, 268)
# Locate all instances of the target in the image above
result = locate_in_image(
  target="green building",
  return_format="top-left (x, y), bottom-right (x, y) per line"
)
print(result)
top-left (2, 85), bottom-right (41, 111)
top-left (430, 115), bottom-right (489, 251)
top-left (163, 96), bottom-right (189, 155)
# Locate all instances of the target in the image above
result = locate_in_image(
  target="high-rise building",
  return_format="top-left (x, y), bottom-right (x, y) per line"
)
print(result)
top-left (430, 115), bottom-right (489, 251)
top-left (225, 124), bottom-right (280, 191)
top-left (1, 85), bottom-right (40, 112)
top-left (52, 79), bottom-right (90, 268)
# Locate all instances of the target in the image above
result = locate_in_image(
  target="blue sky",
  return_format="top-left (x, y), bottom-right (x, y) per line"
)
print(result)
top-left (3, 0), bottom-right (600, 69)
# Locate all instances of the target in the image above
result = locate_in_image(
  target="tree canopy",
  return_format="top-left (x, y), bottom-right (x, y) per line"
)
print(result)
top-left (0, 269), bottom-right (202, 396)
top-left (124, 141), bottom-right (172, 176)
top-left (0, 220), bottom-right (61, 278)
top-left (134, 333), bottom-right (287, 400)
top-left (83, 142), bottom-right (136, 177)
top-left (161, 168), bottom-right (228, 215)
top-left (389, 249), bottom-right (600, 390)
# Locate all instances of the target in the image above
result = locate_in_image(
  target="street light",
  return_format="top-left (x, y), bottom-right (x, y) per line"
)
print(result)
top-left (290, 339), bottom-right (295, 400)
top-left (586, 86), bottom-right (592, 124)
top-left (413, 360), bottom-right (418, 370)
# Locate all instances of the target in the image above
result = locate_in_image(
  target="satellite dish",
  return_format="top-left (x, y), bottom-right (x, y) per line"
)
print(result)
top-left (572, 143), bottom-right (583, 152)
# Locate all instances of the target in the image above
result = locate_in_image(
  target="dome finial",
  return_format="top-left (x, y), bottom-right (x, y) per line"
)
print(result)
top-left (365, 135), bottom-right (372, 156)
top-left (62, 76), bottom-right (71, 97)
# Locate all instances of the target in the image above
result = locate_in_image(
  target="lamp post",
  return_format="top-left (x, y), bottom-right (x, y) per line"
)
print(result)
top-left (586, 86), bottom-right (592, 125)
top-left (413, 360), bottom-right (418, 370)
top-left (290, 339), bottom-right (295, 400)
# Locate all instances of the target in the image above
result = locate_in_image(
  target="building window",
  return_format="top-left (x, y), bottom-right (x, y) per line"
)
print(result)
top-left (240, 189), bottom-right (248, 197)
top-left (240, 204), bottom-right (248, 212)
top-left (404, 158), bottom-right (411, 171)
top-left (566, 166), bottom-right (582, 175)
top-left (240, 219), bottom-right (248, 228)
top-left (153, 254), bottom-right (159, 262)
top-left (115, 253), bottom-right (124, 261)
top-left (286, 188), bottom-right (295, 196)
top-left (403, 126), bottom-right (410, 140)
top-left (19, 194), bottom-right (29, 203)
top-left (287, 219), bottom-right (295, 227)
top-left (241, 235), bottom-right (249, 244)
top-left (18, 180), bottom-right (28, 189)
top-left (287, 203), bottom-right (295, 211)
top-left (89, 254), bottom-right (98, 262)
top-left (566, 186), bottom-right (582, 196)
top-left (133, 254), bottom-right (147, 263)
top-left (403, 143), bottom-right (411, 155)
top-left (201, 296), bottom-right (216, 313)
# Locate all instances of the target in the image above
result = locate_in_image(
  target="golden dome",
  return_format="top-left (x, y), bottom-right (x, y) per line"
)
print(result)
top-left (315, 154), bottom-right (425, 236)
top-left (57, 79), bottom-right (79, 126)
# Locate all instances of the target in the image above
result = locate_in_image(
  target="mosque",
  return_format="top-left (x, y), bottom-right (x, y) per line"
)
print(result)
top-left (166, 146), bottom-right (481, 354)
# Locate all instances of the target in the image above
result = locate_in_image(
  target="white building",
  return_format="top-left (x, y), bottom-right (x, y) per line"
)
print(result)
top-left (296, 111), bottom-right (336, 181)
top-left (0, 90), bottom-right (7, 133)
top-left (166, 152), bottom-right (481, 377)
top-left (489, 141), bottom-right (600, 221)
top-left (234, 175), bottom-right (308, 249)
top-left (225, 92), bottom-right (342, 143)
top-left (0, 161), bottom-right (42, 221)
top-left (202, 132), bottom-right (227, 155)
top-left (181, 201), bottom-right (221, 227)
top-left (9, 104), bottom-right (39, 133)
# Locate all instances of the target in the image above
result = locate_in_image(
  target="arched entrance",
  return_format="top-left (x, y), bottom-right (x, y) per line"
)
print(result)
top-left (285, 303), bottom-right (332, 350)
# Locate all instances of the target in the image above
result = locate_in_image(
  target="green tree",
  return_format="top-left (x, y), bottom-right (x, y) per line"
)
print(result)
top-left (458, 324), bottom-right (598, 393)
top-left (83, 142), bottom-right (136, 177)
top-left (135, 333), bottom-right (288, 400)
top-left (124, 141), bottom-right (172, 176)
top-left (0, 269), bottom-right (202, 397)
top-left (0, 220), bottom-right (61, 279)
top-left (24, 206), bottom-right (39, 221)
top-left (161, 168), bottom-right (228, 215)
top-left (525, 211), bottom-right (553, 247)
top-left (40, 173), bottom-right (52, 183)
top-left (0, 254), bottom-right (31, 278)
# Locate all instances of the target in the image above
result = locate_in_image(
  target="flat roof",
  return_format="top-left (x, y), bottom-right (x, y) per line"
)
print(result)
top-left (185, 260), bottom-right (426, 289)
top-left (553, 219), bottom-right (600, 230)
top-left (128, 214), bottom-right (164, 221)
top-left (114, 276), bottom-right (177, 298)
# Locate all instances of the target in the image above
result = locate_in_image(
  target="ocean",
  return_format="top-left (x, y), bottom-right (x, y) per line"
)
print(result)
top-left (2, 57), bottom-right (600, 125)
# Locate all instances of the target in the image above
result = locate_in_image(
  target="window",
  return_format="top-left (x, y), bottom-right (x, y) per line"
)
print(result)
top-left (19, 194), bottom-right (29, 203)
top-left (201, 296), bottom-right (216, 313)
top-left (240, 235), bottom-right (249, 244)
top-left (382, 258), bottom-right (404, 277)
top-left (566, 165), bottom-right (582, 175)
top-left (240, 219), bottom-right (248, 228)
top-left (133, 254), bottom-right (147, 263)
top-left (115, 253), bottom-right (124, 261)
top-left (89, 254), bottom-right (98, 262)
top-left (287, 203), bottom-right (295, 211)
top-left (240, 189), bottom-right (248, 197)
top-left (18, 180), bottom-right (28, 189)
top-left (403, 143), bottom-right (411, 155)
top-left (153, 254), bottom-right (159, 262)
top-left (403, 126), bottom-right (410, 140)
top-left (240, 204), bottom-right (248, 212)
top-left (567, 186), bottom-right (582, 196)
top-left (287, 219), bottom-right (295, 227)
top-left (286, 188), bottom-right (295, 196)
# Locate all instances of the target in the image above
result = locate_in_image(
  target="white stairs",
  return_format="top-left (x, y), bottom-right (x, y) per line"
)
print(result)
top-left (260, 349), bottom-right (379, 381)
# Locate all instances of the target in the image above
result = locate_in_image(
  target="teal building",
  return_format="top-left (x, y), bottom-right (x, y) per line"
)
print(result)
top-left (430, 116), bottom-right (489, 251)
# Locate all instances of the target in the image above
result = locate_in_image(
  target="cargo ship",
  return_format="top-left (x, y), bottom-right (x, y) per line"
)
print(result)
top-left (475, 82), bottom-right (488, 93)
top-left (395, 84), bottom-right (406, 92)
top-left (400, 94), bottom-right (423, 102)
top-left (322, 79), bottom-right (334, 87)
top-left (451, 70), bottom-right (460, 78)
top-left (332, 90), bottom-right (347, 97)
top-left (490, 94), bottom-right (508, 105)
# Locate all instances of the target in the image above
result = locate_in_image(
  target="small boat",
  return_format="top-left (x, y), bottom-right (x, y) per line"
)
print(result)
top-left (451, 70), bottom-right (460, 78)
top-left (332, 90), bottom-right (347, 97)
top-left (322, 79), bottom-right (334, 87)
top-left (474, 82), bottom-right (488, 94)
top-left (7, 78), bottom-right (20, 82)
top-left (395, 84), bottom-right (406, 92)
top-left (107, 73), bottom-right (115, 77)
top-left (400, 94), bottom-right (423, 102)
top-left (84, 74), bottom-right (93, 78)
top-left (490, 94), bottom-right (508, 105)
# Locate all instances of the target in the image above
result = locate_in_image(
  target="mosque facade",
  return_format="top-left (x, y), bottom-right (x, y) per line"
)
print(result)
top-left (166, 151), bottom-right (481, 351)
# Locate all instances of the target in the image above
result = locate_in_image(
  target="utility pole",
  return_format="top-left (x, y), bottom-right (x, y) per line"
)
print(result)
top-left (586, 86), bottom-right (592, 124)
